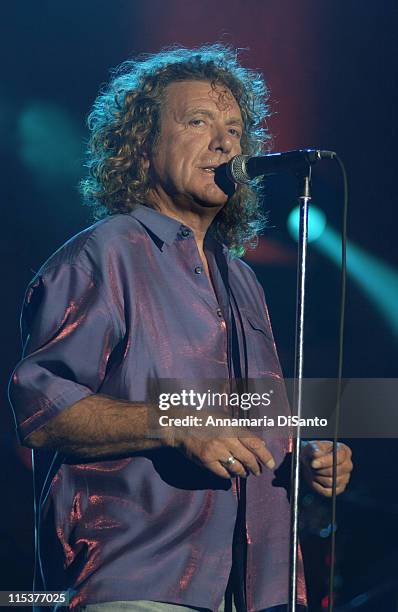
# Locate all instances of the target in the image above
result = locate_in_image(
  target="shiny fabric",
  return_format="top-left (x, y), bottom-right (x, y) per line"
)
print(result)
top-left (9, 205), bottom-right (306, 611)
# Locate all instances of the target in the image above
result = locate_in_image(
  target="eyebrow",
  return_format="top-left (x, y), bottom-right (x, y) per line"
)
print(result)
top-left (186, 108), bottom-right (243, 127)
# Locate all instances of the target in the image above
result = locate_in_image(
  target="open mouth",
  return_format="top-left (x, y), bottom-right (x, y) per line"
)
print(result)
top-left (197, 163), bottom-right (235, 197)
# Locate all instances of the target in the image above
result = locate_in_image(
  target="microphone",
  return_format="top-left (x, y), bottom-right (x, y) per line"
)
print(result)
top-left (226, 149), bottom-right (336, 184)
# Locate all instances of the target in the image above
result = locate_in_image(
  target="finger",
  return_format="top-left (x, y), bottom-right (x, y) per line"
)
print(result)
top-left (239, 436), bottom-right (275, 470)
top-left (225, 441), bottom-right (263, 476)
top-left (219, 457), bottom-right (249, 478)
top-left (302, 440), bottom-right (332, 458)
top-left (336, 483), bottom-right (349, 495)
top-left (312, 474), bottom-right (350, 488)
top-left (311, 448), bottom-right (352, 470)
top-left (311, 459), bottom-right (353, 476)
top-left (316, 442), bottom-right (351, 459)
top-left (301, 441), bottom-right (333, 468)
top-left (310, 481), bottom-right (349, 497)
top-left (204, 461), bottom-right (235, 480)
top-left (305, 441), bottom-right (350, 460)
top-left (198, 439), bottom-right (256, 476)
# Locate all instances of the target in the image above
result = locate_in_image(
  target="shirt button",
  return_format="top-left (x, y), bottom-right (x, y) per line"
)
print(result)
top-left (216, 308), bottom-right (223, 318)
top-left (194, 266), bottom-right (203, 275)
top-left (181, 228), bottom-right (190, 238)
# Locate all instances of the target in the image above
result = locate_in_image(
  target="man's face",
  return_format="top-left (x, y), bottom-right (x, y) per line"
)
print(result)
top-left (149, 80), bottom-right (243, 210)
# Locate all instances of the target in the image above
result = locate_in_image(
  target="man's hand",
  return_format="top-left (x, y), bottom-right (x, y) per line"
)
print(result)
top-left (174, 430), bottom-right (275, 479)
top-left (301, 441), bottom-right (353, 497)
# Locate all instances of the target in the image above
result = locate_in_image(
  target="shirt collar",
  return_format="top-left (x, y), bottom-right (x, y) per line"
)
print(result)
top-left (129, 205), bottom-right (182, 246)
top-left (129, 204), bottom-right (229, 258)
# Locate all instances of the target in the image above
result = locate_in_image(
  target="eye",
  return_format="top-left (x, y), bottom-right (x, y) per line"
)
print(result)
top-left (228, 127), bottom-right (241, 138)
top-left (189, 118), bottom-right (206, 127)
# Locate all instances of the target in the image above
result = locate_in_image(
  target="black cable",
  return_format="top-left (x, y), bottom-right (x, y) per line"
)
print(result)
top-left (327, 154), bottom-right (348, 612)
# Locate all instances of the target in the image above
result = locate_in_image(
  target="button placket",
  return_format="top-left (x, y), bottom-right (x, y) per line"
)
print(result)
top-left (179, 227), bottom-right (204, 277)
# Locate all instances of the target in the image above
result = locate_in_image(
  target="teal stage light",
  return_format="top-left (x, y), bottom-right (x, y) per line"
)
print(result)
top-left (287, 205), bottom-right (327, 243)
top-left (17, 101), bottom-right (83, 187)
top-left (286, 205), bottom-right (398, 336)
top-left (315, 227), bottom-right (398, 336)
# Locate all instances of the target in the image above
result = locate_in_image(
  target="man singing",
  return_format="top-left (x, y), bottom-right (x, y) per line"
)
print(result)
top-left (9, 45), bottom-right (352, 611)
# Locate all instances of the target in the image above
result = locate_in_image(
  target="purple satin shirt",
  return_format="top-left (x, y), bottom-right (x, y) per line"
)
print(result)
top-left (9, 205), bottom-right (306, 611)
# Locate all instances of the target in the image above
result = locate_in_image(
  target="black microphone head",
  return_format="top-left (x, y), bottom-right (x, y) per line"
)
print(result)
top-left (226, 155), bottom-right (251, 185)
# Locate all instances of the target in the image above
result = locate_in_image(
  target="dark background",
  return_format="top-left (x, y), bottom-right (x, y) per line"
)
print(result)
top-left (1, 1), bottom-right (398, 610)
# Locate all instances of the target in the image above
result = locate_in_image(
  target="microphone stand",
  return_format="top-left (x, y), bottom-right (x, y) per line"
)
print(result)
top-left (288, 167), bottom-right (312, 612)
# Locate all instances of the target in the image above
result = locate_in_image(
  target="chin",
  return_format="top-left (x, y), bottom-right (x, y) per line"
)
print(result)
top-left (197, 186), bottom-right (228, 208)
top-left (194, 198), bottom-right (227, 210)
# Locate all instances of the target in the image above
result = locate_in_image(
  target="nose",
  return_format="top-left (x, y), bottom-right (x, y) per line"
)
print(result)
top-left (208, 125), bottom-right (234, 155)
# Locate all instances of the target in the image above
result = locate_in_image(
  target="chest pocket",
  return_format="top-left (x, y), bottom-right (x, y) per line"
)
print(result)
top-left (240, 310), bottom-right (282, 379)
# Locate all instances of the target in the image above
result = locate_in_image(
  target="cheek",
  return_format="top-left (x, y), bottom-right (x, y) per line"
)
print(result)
top-left (154, 132), bottom-right (203, 185)
top-left (151, 141), bottom-right (179, 181)
top-left (172, 142), bottom-right (199, 177)
top-left (164, 139), bottom-right (189, 170)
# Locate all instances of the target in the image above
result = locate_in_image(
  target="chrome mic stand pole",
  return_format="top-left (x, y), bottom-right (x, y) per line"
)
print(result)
top-left (288, 167), bottom-right (312, 612)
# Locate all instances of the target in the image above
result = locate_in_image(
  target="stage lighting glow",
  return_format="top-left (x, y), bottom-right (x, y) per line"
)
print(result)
top-left (287, 202), bottom-right (398, 334)
top-left (17, 101), bottom-right (83, 186)
top-left (351, 593), bottom-right (369, 607)
top-left (313, 227), bottom-right (398, 336)
top-left (320, 526), bottom-right (331, 538)
top-left (287, 205), bottom-right (327, 243)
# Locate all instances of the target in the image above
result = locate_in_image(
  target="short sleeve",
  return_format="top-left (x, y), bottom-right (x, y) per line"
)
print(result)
top-left (8, 263), bottom-right (121, 443)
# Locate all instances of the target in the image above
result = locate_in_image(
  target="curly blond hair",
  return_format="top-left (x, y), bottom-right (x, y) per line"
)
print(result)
top-left (80, 44), bottom-right (271, 254)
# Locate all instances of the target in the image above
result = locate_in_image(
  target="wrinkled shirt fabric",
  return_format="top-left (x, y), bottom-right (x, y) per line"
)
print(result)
top-left (9, 205), bottom-right (306, 611)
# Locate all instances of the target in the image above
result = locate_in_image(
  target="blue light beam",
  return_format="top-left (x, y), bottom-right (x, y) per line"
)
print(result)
top-left (287, 205), bottom-right (398, 336)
